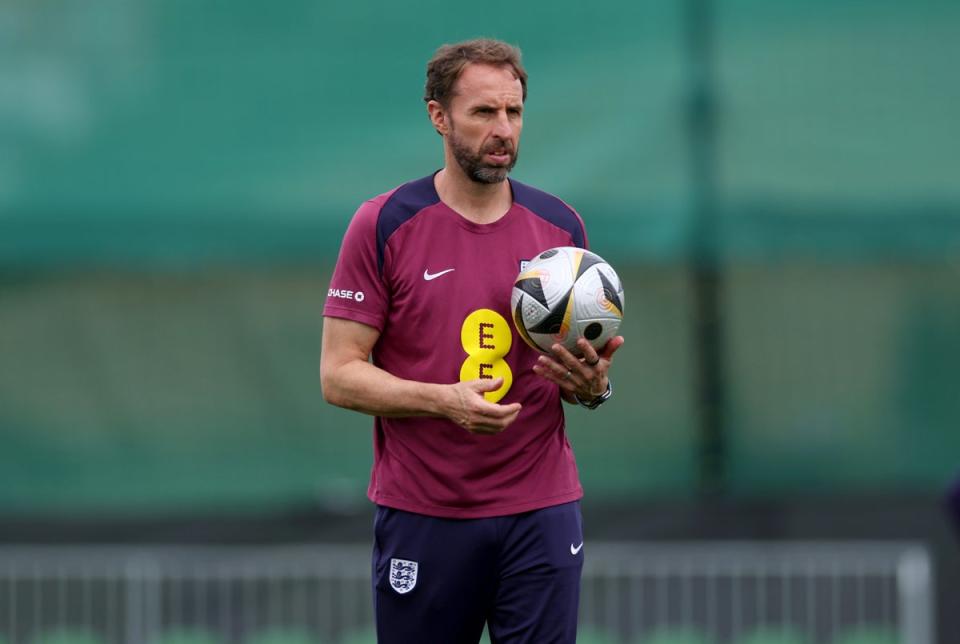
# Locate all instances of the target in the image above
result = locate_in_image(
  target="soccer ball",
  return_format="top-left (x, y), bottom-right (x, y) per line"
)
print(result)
top-left (511, 247), bottom-right (624, 356)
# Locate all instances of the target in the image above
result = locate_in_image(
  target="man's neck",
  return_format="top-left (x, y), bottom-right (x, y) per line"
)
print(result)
top-left (434, 166), bottom-right (513, 225)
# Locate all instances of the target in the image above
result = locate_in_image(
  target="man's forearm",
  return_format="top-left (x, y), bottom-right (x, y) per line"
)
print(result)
top-left (321, 359), bottom-right (449, 418)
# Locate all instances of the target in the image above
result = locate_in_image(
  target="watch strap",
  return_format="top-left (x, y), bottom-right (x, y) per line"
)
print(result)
top-left (575, 379), bottom-right (612, 410)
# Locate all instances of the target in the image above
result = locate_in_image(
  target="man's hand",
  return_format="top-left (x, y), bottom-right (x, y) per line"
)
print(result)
top-left (532, 336), bottom-right (625, 401)
top-left (443, 377), bottom-right (522, 435)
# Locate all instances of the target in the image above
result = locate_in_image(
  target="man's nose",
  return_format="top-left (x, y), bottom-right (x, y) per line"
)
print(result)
top-left (492, 111), bottom-right (513, 137)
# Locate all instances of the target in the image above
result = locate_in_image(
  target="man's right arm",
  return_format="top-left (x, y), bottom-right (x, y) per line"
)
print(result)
top-left (320, 316), bottom-right (522, 435)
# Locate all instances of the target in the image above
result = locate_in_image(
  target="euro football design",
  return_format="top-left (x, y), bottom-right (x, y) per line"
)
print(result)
top-left (511, 247), bottom-right (624, 356)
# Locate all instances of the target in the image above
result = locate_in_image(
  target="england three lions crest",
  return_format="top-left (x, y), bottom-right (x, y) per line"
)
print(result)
top-left (389, 558), bottom-right (418, 594)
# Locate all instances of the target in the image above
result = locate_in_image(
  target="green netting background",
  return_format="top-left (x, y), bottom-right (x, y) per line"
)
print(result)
top-left (0, 0), bottom-right (958, 513)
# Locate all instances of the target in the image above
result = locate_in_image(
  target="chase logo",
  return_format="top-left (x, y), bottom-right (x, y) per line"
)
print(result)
top-left (389, 558), bottom-right (418, 594)
top-left (328, 288), bottom-right (365, 303)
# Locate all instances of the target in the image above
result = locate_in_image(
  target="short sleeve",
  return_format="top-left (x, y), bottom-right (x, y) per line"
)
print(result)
top-left (568, 204), bottom-right (589, 250)
top-left (323, 199), bottom-right (389, 332)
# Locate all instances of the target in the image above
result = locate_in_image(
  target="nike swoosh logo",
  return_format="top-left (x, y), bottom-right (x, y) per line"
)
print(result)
top-left (570, 542), bottom-right (584, 555)
top-left (423, 268), bottom-right (455, 281)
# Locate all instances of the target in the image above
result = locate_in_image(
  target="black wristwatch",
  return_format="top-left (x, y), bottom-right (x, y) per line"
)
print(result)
top-left (575, 380), bottom-right (613, 410)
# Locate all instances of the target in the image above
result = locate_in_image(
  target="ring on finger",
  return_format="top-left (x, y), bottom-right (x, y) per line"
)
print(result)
top-left (564, 370), bottom-right (572, 380)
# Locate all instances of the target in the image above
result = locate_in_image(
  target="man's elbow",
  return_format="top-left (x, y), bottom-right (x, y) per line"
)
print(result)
top-left (319, 364), bottom-right (346, 408)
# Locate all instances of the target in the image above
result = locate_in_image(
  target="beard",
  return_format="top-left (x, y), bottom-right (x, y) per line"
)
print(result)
top-left (449, 127), bottom-right (519, 185)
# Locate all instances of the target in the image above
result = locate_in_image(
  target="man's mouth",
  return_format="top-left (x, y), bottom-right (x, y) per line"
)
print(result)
top-left (484, 145), bottom-right (512, 165)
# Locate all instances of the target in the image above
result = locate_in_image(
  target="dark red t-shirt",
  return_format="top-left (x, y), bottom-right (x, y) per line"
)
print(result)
top-left (324, 173), bottom-right (588, 518)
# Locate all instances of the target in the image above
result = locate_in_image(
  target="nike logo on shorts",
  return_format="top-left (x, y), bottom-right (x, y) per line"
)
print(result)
top-left (570, 541), bottom-right (584, 555)
top-left (423, 268), bottom-right (455, 281)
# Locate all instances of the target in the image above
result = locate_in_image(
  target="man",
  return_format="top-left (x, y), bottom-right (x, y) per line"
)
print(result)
top-left (320, 38), bottom-right (624, 644)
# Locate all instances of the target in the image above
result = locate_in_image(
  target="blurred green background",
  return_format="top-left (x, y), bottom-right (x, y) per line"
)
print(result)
top-left (1, 0), bottom-right (958, 516)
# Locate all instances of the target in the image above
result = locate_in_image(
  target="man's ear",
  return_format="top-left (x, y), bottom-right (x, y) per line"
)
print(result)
top-left (427, 100), bottom-right (448, 137)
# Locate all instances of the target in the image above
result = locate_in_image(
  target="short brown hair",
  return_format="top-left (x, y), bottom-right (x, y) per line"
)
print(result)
top-left (424, 38), bottom-right (527, 107)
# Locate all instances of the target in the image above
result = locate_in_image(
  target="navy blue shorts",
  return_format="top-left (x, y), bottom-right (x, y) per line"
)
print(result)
top-left (372, 501), bottom-right (584, 644)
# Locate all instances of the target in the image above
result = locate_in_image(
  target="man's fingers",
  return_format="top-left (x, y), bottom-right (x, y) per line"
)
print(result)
top-left (576, 339), bottom-right (602, 367)
top-left (463, 379), bottom-right (522, 415)
top-left (550, 343), bottom-right (579, 367)
top-left (533, 357), bottom-right (580, 392)
top-left (550, 344), bottom-right (594, 381)
top-left (470, 376), bottom-right (504, 392)
top-left (543, 340), bottom-right (618, 398)
top-left (480, 400), bottom-right (522, 418)
top-left (452, 379), bottom-right (523, 435)
top-left (535, 355), bottom-right (567, 379)
top-left (465, 403), bottom-right (522, 435)
top-left (601, 336), bottom-right (625, 360)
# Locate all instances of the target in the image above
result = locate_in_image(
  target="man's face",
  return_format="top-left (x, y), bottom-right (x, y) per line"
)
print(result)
top-left (444, 64), bottom-right (524, 184)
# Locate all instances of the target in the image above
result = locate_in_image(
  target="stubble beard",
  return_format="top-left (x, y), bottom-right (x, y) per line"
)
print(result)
top-left (448, 127), bottom-right (519, 185)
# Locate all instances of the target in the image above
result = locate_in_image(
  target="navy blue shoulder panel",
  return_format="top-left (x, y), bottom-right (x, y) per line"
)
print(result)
top-left (510, 179), bottom-right (586, 248)
top-left (376, 174), bottom-right (441, 274)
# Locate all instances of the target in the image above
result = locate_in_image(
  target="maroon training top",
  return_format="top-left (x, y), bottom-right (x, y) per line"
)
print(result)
top-left (324, 172), bottom-right (588, 518)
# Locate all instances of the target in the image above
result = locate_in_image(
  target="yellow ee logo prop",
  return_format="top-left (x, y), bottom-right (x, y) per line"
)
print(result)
top-left (459, 309), bottom-right (513, 402)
